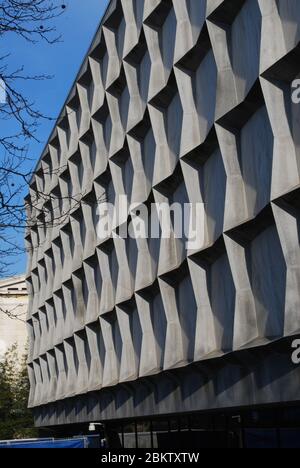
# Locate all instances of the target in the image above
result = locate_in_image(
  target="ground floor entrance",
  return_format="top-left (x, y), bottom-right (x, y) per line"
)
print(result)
top-left (39, 404), bottom-right (300, 448)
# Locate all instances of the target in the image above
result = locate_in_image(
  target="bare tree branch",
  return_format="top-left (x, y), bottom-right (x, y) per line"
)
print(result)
top-left (0, 1), bottom-right (71, 319)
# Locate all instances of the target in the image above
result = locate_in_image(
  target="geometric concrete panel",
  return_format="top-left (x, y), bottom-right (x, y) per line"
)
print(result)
top-left (26, 0), bottom-right (300, 426)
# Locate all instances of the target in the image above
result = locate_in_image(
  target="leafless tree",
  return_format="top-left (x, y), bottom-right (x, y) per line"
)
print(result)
top-left (0, 1), bottom-right (67, 155)
top-left (0, 1), bottom-right (95, 318)
top-left (0, 0), bottom-right (67, 41)
top-left (0, 1), bottom-right (68, 270)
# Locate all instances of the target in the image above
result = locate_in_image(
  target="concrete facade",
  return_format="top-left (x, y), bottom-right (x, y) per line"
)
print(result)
top-left (26, 0), bottom-right (300, 427)
top-left (0, 275), bottom-right (28, 358)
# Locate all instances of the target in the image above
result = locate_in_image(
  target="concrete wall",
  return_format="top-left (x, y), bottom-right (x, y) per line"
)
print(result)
top-left (26, 0), bottom-right (300, 426)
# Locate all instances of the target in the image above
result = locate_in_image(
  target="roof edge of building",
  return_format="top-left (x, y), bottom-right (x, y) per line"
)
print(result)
top-left (28, 0), bottom-right (115, 186)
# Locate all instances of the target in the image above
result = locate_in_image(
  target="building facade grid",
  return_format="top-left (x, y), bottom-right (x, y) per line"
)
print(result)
top-left (26, 0), bottom-right (300, 426)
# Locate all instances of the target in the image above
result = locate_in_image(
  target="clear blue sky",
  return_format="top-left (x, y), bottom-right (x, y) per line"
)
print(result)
top-left (1, 0), bottom-right (109, 277)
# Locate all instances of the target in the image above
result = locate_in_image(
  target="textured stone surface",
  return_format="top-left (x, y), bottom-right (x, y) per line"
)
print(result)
top-left (0, 276), bottom-right (28, 358)
top-left (26, 0), bottom-right (300, 425)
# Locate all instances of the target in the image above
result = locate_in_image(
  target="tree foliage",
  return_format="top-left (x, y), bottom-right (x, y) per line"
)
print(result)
top-left (0, 344), bottom-right (36, 440)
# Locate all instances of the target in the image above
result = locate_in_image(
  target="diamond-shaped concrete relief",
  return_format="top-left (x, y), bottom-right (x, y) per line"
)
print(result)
top-left (27, 0), bottom-right (300, 423)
